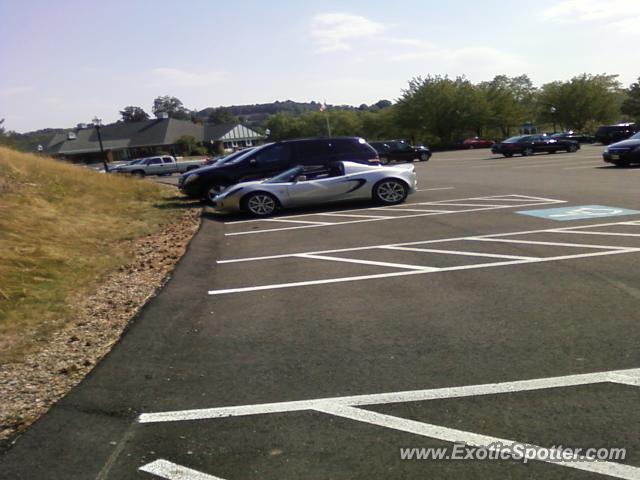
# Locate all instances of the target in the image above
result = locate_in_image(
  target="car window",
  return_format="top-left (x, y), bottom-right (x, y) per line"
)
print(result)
top-left (504, 136), bottom-right (524, 143)
top-left (147, 158), bottom-right (162, 165)
top-left (296, 140), bottom-right (331, 159)
top-left (162, 157), bottom-right (173, 163)
top-left (255, 144), bottom-right (292, 164)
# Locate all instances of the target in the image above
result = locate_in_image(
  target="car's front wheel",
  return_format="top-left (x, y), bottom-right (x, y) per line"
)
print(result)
top-left (567, 144), bottom-right (578, 153)
top-left (419, 152), bottom-right (430, 161)
top-left (379, 156), bottom-right (390, 165)
top-left (242, 192), bottom-right (279, 216)
top-left (503, 153), bottom-right (513, 158)
top-left (522, 147), bottom-right (534, 156)
top-left (205, 183), bottom-right (227, 205)
top-left (373, 179), bottom-right (408, 205)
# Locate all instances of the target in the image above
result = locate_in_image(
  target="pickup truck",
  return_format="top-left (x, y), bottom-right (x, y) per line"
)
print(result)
top-left (110, 155), bottom-right (206, 176)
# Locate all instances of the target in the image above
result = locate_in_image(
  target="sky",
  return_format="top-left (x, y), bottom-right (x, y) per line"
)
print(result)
top-left (1, 0), bottom-right (639, 132)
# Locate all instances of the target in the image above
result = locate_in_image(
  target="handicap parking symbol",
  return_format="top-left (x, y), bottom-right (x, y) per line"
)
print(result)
top-left (517, 205), bottom-right (640, 221)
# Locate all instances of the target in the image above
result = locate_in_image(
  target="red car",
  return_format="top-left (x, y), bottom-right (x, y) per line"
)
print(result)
top-left (462, 137), bottom-right (495, 149)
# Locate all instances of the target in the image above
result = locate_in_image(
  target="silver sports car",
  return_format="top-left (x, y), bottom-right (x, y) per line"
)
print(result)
top-left (212, 161), bottom-right (417, 216)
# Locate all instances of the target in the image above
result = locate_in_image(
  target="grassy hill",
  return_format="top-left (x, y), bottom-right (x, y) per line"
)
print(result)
top-left (0, 147), bottom-right (182, 363)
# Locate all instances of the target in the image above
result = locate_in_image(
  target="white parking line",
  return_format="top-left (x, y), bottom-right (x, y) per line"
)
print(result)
top-left (210, 221), bottom-right (640, 295)
top-left (224, 195), bottom-right (566, 236)
top-left (138, 367), bottom-right (640, 423)
top-left (315, 404), bottom-right (640, 480)
top-left (140, 460), bottom-right (225, 480)
top-left (313, 212), bottom-right (395, 219)
top-left (297, 253), bottom-right (436, 271)
top-left (415, 187), bottom-right (455, 192)
top-left (382, 246), bottom-right (538, 261)
top-left (262, 218), bottom-right (334, 225)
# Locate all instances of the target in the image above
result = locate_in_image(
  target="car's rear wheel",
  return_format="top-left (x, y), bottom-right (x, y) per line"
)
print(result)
top-left (522, 147), bottom-right (534, 156)
top-left (132, 170), bottom-right (145, 177)
top-left (379, 156), bottom-right (390, 165)
top-left (567, 144), bottom-right (578, 153)
top-left (242, 192), bottom-right (279, 216)
top-left (503, 153), bottom-right (513, 158)
top-left (373, 179), bottom-right (408, 205)
top-left (205, 183), bottom-right (227, 205)
top-left (419, 152), bottom-right (430, 161)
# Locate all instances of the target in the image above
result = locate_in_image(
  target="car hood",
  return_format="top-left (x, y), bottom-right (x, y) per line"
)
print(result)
top-left (609, 138), bottom-right (640, 148)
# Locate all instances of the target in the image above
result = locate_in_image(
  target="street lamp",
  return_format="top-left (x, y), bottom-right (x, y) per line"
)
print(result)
top-left (550, 107), bottom-right (557, 133)
top-left (92, 117), bottom-right (108, 172)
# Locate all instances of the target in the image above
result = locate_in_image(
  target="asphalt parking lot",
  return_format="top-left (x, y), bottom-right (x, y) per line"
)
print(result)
top-left (3, 145), bottom-right (640, 479)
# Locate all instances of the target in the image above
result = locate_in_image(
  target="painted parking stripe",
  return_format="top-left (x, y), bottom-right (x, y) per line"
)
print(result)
top-left (297, 253), bottom-right (436, 271)
top-left (415, 187), bottom-right (455, 191)
top-left (208, 250), bottom-right (639, 295)
top-left (225, 198), bottom-right (567, 236)
top-left (138, 367), bottom-right (640, 421)
top-left (315, 404), bottom-right (640, 480)
top-left (467, 237), bottom-right (631, 250)
top-left (313, 212), bottom-right (395, 219)
top-left (139, 459), bottom-right (226, 480)
top-left (262, 218), bottom-right (334, 225)
top-left (217, 220), bottom-right (640, 264)
top-left (382, 246), bottom-right (538, 261)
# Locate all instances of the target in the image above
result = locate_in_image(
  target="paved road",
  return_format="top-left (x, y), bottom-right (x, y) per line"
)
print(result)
top-left (3, 145), bottom-right (640, 479)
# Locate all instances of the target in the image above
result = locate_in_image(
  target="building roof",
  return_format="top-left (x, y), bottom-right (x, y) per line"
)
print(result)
top-left (46, 119), bottom-right (263, 155)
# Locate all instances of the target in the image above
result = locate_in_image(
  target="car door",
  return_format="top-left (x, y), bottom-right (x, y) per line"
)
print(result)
top-left (162, 156), bottom-right (175, 173)
top-left (145, 157), bottom-right (163, 174)
top-left (287, 164), bottom-right (354, 205)
top-left (240, 144), bottom-right (293, 182)
top-left (390, 142), bottom-right (414, 162)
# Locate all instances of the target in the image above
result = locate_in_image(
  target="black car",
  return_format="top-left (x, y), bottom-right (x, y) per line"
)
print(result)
top-left (550, 131), bottom-right (594, 143)
top-left (179, 137), bottom-right (380, 203)
top-left (602, 132), bottom-right (640, 166)
top-left (491, 134), bottom-right (580, 157)
top-left (595, 123), bottom-right (637, 145)
top-left (369, 140), bottom-right (431, 164)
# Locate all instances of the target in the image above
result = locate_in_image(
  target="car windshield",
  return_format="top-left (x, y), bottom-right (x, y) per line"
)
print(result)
top-left (217, 148), bottom-right (256, 165)
top-left (264, 165), bottom-right (304, 183)
top-left (630, 132), bottom-right (640, 140)
top-left (503, 136), bottom-right (525, 143)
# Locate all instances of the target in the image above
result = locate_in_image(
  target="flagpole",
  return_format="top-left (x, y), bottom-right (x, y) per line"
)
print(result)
top-left (322, 99), bottom-right (332, 137)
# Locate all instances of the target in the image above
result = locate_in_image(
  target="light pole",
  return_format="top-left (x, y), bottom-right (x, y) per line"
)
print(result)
top-left (550, 106), bottom-right (557, 133)
top-left (92, 117), bottom-right (108, 172)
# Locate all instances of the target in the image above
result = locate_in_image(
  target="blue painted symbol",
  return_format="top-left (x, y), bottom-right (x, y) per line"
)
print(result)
top-left (517, 205), bottom-right (640, 221)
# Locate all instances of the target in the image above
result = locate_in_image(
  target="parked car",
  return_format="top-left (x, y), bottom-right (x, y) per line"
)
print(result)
top-left (369, 140), bottom-right (431, 164)
top-left (110, 155), bottom-right (205, 176)
top-left (595, 123), bottom-right (637, 145)
top-left (602, 132), bottom-right (640, 166)
top-left (549, 131), bottom-right (594, 143)
top-left (491, 135), bottom-right (580, 157)
top-left (212, 161), bottom-right (416, 216)
top-left (462, 137), bottom-right (495, 149)
top-left (179, 137), bottom-right (380, 203)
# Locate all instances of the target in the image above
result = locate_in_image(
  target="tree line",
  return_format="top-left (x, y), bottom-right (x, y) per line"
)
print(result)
top-left (265, 74), bottom-right (640, 146)
top-left (2, 73), bottom-right (640, 152)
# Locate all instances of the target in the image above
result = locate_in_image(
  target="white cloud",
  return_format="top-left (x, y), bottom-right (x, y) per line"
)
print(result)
top-left (542, 0), bottom-right (640, 22)
top-left (0, 86), bottom-right (33, 97)
top-left (310, 13), bottom-right (385, 52)
top-left (148, 67), bottom-right (224, 88)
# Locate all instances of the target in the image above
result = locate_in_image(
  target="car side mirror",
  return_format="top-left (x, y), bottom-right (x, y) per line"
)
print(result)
top-left (295, 175), bottom-right (307, 182)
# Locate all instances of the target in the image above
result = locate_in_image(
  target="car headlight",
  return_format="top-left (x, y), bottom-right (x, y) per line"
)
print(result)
top-left (183, 173), bottom-right (199, 184)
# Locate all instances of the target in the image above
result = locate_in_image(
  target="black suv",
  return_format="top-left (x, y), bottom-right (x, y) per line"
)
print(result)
top-left (595, 123), bottom-right (637, 145)
top-left (179, 137), bottom-right (380, 202)
top-left (369, 140), bottom-right (431, 164)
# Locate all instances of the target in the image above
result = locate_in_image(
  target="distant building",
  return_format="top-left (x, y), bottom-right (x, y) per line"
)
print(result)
top-left (45, 118), bottom-right (264, 163)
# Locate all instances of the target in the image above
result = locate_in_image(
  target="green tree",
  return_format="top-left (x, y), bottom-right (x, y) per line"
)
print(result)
top-left (396, 75), bottom-right (491, 144)
top-left (621, 77), bottom-right (640, 123)
top-left (480, 75), bottom-right (535, 137)
top-left (152, 96), bottom-right (191, 120)
top-left (119, 106), bottom-right (150, 123)
top-left (537, 74), bottom-right (621, 131)
top-left (174, 135), bottom-right (201, 155)
top-left (207, 107), bottom-right (238, 125)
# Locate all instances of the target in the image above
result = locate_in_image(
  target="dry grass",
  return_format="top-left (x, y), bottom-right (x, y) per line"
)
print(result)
top-left (0, 147), bottom-right (181, 363)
